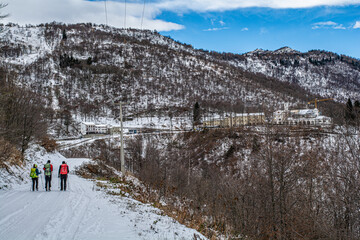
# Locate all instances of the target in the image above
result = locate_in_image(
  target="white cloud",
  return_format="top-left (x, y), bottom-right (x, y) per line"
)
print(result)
top-left (354, 21), bottom-right (360, 29)
top-left (241, 27), bottom-right (249, 31)
top-left (4, 0), bottom-right (360, 32)
top-left (156, 0), bottom-right (360, 12)
top-left (203, 27), bottom-right (229, 31)
top-left (312, 21), bottom-right (346, 29)
top-left (315, 21), bottom-right (338, 26)
top-left (333, 24), bottom-right (346, 29)
top-left (5, 0), bottom-right (184, 31)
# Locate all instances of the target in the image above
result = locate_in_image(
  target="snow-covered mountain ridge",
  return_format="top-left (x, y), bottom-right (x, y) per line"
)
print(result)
top-left (1, 23), bottom-right (358, 127)
top-left (227, 47), bottom-right (360, 102)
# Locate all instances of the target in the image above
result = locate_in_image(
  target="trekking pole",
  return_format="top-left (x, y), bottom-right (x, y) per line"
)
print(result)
top-left (40, 175), bottom-right (44, 189)
top-left (67, 175), bottom-right (70, 191)
top-left (58, 175), bottom-right (60, 189)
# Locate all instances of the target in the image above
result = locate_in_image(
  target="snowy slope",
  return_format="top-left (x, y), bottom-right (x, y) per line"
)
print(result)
top-left (0, 23), bottom-right (329, 125)
top-left (0, 150), bottom-right (206, 240)
top-left (231, 48), bottom-right (360, 102)
top-left (2, 23), bottom-right (358, 138)
top-left (0, 145), bottom-right (66, 190)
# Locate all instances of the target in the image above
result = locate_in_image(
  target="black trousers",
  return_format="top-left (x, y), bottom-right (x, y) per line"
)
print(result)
top-left (45, 175), bottom-right (52, 190)
top-left (32, 178), bottom-right (38, 191)
top-left (60, 174), bottom-right (67, 191)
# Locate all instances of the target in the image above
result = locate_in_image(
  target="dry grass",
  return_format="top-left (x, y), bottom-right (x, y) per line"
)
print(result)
top-left (0, 138), bottom-right (23, 170)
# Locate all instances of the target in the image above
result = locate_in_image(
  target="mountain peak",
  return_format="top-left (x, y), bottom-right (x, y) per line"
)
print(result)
top-left (245, 47), bottom-right (300, 56)
top-left (274, 46), bottom-right (300, 54)
top-left (245, 48), bottom-right (269, 55)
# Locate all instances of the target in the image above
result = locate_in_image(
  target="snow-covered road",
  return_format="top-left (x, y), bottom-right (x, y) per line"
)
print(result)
top-left (0, 157), bottom-right (206, 240)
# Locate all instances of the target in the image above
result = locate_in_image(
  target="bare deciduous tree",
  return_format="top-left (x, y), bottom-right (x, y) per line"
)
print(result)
top-left (0, 71), bottom-right (47, 155)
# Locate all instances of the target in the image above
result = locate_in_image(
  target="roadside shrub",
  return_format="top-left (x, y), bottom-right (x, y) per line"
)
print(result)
top-left (0, 138), bottom-right (23, 169)
top-left (40, 136), bottom-right (57, 152)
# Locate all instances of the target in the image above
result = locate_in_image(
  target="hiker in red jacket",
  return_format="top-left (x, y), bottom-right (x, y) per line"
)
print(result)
top-left (58, 161), bottom-right (69, 191)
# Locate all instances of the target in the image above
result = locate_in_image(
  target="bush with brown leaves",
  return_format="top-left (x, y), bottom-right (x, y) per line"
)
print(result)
top-left (0, 138), bottom-right (23, 169)
top-left (39, 136), bottom-right (57, 153)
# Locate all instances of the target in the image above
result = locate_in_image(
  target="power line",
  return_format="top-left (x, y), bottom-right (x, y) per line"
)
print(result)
top-left (104, 0), bottom-right (108, 26)
top-left (141, 0), bottom-right (146, 30)
top-left (124, 0), bottom-right (127, 28)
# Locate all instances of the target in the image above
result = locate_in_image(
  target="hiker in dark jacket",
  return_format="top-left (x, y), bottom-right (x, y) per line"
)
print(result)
top-left (43, 160), bottom-right (53, 191)
top-left (30, 164), bottom-right (41, 191)
top-left (58, 161), bottom-right (69, 191)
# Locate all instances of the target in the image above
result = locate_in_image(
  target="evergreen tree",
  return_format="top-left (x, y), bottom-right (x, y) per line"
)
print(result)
top-left (355, 100), bottom-right (360, 109)
top-left (63, 109), bottom-right (72, 134)
top-left (86, 57), bottom-right (93, 65)
top-left (62, 29), bottom-right (67, 40)
top-left (193, 102), bottom-right (201, 126)
top-left (345, 98), bottom-right (355, 121)
top-left (354, 100), bottom-right (360, 119)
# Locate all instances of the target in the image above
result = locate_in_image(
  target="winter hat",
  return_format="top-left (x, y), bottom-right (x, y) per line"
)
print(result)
top-left (47, 160), bottom-right (50, 163)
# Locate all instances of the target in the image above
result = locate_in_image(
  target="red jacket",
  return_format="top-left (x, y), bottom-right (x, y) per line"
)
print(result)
top-left (59, 164), bottom-right (69, 175)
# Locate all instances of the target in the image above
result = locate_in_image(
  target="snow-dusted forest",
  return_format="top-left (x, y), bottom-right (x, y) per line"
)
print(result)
top-left (1, 22), bottom-right (360, 239)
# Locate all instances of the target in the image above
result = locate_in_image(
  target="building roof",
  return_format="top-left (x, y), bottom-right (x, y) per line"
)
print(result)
top-left (291, 108), bottom-right (319, 115)
top-left (95, 125), bottom-right (108, 127)
top-left (82, 122), bottom-right (95, 125)
top-left (234, 112), bottom-right (265, 117)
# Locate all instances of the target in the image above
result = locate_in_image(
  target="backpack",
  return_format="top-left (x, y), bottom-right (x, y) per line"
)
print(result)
top-left (44, 163), bottom-right (51, 176)
top-left (60, 164), bottom-right (68, 175)
top-left (30, 168), bottom-right (37, 178)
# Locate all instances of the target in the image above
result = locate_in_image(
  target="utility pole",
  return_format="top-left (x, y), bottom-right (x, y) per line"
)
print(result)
top-left (104, 0), bottom-right (108, 26)
top-left (119, 102), bottom-right (125, 174)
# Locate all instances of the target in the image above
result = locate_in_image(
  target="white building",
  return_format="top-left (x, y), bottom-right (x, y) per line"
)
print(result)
top-left (81, 122), bottom-right (109, 135)
top-left (94, 124), bottom-right (108, 134)
top-left (273, 107), bottom-right (332, 126)
top-left (81, 122), bottom-right (95, 135)
top-left (203, 112), bottom-right (265, 128)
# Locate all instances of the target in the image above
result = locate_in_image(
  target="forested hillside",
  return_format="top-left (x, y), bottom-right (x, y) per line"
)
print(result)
top-left (61, 126), bottom-right (360, 239)
top-left (2, 22), bottom-right (357, 130)
top-left (218, 47), bottom-right (360, 102)
top-left (1, 22), bottom-right (360, 239)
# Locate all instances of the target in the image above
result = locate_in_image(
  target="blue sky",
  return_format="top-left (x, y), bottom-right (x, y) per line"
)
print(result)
top-left (5, 0), bottom-right (360, 58)
top-left (158, 5), bottom-right (360, 57)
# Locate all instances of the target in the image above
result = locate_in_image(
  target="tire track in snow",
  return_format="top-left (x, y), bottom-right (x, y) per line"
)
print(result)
top-left (66, 181), bottom-right (92, 240)
top-left (32, 175), bottom-right (92, 240)
top-left (0, 191), bottom-right (45, 230)
top-left (0, 191), bottom-right (60, 240)
top-left (0, 190), bottom-right (29, 212)
top-left (0, 176), bottom-right (80, 240)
